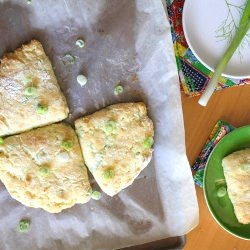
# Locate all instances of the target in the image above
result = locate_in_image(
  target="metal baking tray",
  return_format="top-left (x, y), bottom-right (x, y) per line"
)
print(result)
top-left (120, 235), bottom-right (186, 250)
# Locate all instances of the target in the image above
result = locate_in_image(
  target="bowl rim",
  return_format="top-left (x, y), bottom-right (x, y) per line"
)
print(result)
top-left (203, 125), bottom-right (250, 240)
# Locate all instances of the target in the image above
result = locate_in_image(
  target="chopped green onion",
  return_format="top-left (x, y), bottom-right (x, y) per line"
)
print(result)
top-left (18, 219), bottom-right (30, 233)
top-left (91, 191), bottom-right (102, 200)
top-left (199, 0), bottom-right (250, 106)
top-left (26, 0), bottom-right (32, 5)
top-left (77, 74), bottom-right (87, 86)
top-left (216, 186), bottom-right (227, 197)
top-left (103, 169), bottom-right (115, 180)
top-left (24, 87), bottom-right (37, 96)
top-left (61, 140), bottom-right (73, 151)
top-left (143, 137), bottom-right (154, 149)
top-left (62, 54), bottom-right (75, 65)
top-left (0, 138), bottom-right (4, 145)
top-left (114, 85), bottom-right (124, 95)
top-left (215, 179), bottom-right (226, 187)
top-left (36, 104), bottom-right (48, 115)
top-left (38, 166), bottom-right (50, 177)
top-left (75, 39), bottom-right (85, 48)
top-left (240, 163), bottom-right (249, 172)
top-left (105, 120), bottom-right (116, 133)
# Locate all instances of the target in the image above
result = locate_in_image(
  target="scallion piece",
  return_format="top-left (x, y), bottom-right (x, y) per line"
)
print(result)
top-left (18, 219), bottom-right (30, 233)
top-left (114, 85), bottom-right (124, 95)
top-left (105, 120), bottom-right (116, 133)
top-left (143, 137), bottom-right (154, 149)
top-left (36, 104), bottom-right (48, 115)
top-left (75, 39), bottom-right (85, 48)
top-left (216, 186), bottom-right (227, 198)
top-left (103, 169), bottom-right (115, 180)
top-left (61, 140), bottom-right (73, 151)
top-left (91, 191), bottom-right (102, 200)
top-left (38, 166), bottom-right (50, 177)
top-left (24, 87), bottom-right (37, 97)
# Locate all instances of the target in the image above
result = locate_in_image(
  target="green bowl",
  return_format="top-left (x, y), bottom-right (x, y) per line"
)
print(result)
top-left (204, 125), bottom-right (250, 240)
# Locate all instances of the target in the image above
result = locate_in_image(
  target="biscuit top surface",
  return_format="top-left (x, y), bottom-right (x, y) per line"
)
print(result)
top-left (75, 102), bottom-right (154, 196)
top-left (0, 40), bottom-right (68, 136)
top-left (0, 123), bottom-right (91, 213)
top-left (222, 148), bottom-right (250, 224)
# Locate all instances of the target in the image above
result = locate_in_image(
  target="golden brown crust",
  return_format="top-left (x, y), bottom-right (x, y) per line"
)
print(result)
top-left (222, 149), bottom-right (250, 224)
top-left (0, 40), bottom-right (69, 136)
top-left (75, 102), bottom-right (154, 196)
top-left (0, 123), bottom-right (91, 213)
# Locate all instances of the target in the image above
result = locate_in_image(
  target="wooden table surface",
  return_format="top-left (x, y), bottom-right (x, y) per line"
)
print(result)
top-left (181, 85), bottom-right (250, 250)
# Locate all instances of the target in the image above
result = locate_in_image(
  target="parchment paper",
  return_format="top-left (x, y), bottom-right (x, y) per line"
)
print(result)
top-left (0, 1), bottom-right (199, 249)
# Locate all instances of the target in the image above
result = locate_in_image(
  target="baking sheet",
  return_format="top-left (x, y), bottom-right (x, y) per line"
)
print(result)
top-left (0, 1), bottom-right (199, 249)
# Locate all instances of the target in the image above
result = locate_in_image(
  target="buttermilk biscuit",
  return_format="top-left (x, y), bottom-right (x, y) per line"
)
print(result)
top-left (222, 149), bottom-right (250, 224)
top-left (75, 102), bottom-right (154, 196)
top-left (0, 40), bottom-right (68, 136)
top-left (0, 123), bottom-right (91, 213)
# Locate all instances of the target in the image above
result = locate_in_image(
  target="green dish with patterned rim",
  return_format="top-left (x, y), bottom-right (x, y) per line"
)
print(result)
top-left (204, 125), bottom-right (250, 240)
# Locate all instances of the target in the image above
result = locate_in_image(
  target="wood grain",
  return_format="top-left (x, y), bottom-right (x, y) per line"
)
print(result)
top-left (181, 85), bottom-right (250, 250)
